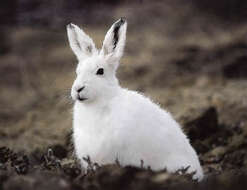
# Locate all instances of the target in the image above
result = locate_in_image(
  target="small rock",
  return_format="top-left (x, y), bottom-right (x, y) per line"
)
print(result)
top-left (185, 107), bottom-right (219, 141)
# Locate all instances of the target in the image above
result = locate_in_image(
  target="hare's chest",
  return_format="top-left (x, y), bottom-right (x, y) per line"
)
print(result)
top-left (73, 105), bottom-right (117, 163)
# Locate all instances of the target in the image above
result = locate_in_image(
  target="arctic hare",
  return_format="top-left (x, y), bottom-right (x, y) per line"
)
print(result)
top-left (67, 18), bottom-right (203, 180)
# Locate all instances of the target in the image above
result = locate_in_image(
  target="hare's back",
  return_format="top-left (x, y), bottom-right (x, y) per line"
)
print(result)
top-left (112, 89), bottom-right (183, 136)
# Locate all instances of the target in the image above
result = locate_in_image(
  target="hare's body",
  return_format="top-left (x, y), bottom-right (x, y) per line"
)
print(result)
top-left (73, 88), bottom-right (203, 180)
top-left (67, 18), bottom-right (204, 180)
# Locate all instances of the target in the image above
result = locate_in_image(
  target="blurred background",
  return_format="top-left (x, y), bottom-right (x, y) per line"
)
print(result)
top-left (1, 0), bottom-right (247, 177)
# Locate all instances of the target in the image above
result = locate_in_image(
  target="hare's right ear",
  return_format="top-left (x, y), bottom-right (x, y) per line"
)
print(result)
top-left (67, 23), bottom-right (97, 61)
top-left (100, 18), bottom-right (127, 64)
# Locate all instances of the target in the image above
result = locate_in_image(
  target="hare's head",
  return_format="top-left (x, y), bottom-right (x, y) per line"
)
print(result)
top-left (67, 18), bottom-right (127, 103)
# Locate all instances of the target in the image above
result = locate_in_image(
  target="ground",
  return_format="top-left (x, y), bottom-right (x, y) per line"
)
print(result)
top-left (1, 1), bottom-right (247, 189)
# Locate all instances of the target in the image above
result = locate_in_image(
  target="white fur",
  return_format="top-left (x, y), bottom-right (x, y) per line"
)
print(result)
top-left (66, 18), bottom-right (204, 181)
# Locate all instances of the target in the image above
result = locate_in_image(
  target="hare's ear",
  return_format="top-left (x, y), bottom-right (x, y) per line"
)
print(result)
top-left (67, 23), bottom-right (97, 61)
top-left (101, 18), bottom-right (127, 62)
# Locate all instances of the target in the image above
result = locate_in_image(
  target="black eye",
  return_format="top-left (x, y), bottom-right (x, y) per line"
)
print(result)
top-left (96, 68), bottom-right (104, 75)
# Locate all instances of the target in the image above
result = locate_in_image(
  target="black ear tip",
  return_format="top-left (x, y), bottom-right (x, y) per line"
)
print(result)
top-left (67, 23), bottom-right (74, 29)
top-left (120, 17), bottom-right (126, 23)
top-left (114, 18), bottom-right (126, 28)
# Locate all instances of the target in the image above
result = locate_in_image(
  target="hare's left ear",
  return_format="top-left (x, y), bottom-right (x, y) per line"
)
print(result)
top-left (101, 18), bottom-right (127, 63)
top-left (67, 23), bottom-right (97, 61)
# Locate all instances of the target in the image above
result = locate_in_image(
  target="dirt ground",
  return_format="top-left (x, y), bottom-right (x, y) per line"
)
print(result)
top-left (1, 1), bottom-right (247, 189)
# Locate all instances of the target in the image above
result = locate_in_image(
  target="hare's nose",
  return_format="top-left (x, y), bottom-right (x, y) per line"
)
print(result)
top-left (77, 86), bottom-right (85, 93)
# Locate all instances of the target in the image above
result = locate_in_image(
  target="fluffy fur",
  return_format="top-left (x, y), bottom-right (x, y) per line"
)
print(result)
top-left (66, 18), bottom-right (204, 181)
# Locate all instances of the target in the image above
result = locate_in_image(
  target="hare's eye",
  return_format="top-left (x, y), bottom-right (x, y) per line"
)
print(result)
top-left (96, 68), bottom-right (104, 75)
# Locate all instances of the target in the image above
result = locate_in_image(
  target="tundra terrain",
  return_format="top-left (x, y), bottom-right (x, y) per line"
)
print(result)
top-left (1, 1), bottom-right (247, 189)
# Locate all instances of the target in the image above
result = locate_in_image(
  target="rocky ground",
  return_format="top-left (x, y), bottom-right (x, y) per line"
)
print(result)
top-left (1, 1), bottom-right (247, 189)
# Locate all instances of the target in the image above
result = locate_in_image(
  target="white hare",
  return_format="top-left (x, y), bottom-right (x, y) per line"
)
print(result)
top-left (67, 18), bottom-right (204, 181)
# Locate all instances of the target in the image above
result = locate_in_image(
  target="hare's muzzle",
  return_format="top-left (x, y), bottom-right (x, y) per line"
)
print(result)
top-left (77, 86), bottom-right (85, 93)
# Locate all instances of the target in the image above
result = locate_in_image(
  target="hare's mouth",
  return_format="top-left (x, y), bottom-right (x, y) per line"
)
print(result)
top-left (77, 95), bottom-right (88, 102)
top-left (78, 97), bottom-right (88, 101)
